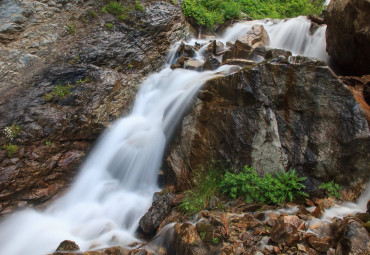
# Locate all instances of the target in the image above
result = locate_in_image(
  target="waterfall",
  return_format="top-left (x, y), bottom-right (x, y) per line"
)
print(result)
top-left (0, 16), bottom-right (359, 255)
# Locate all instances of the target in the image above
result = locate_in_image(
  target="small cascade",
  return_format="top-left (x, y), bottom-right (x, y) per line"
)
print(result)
top-left (0, 14), bottom-right (366, 255)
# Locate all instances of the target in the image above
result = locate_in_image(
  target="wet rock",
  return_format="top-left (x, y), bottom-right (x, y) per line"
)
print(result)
top-left (223, 25), bottom-right (270, 62)
top-left (56, 240), bottom-right (80, 251)
top-left (307, 235), bottom-right (331, 252)
top-left (282, 215), bottom-right (304, 229)
top-left (311, 206), bottom-right (324, 218)
top-left (177, 42), bottom-right (196, 58)
top-left (325, 0), bottom-right (370, 75)
top-left (203, 57), bottom-right (220, 71)
top-left (204, 40), bottom-right (225, 56)
top-left (139, 191), bottom-right (175, 235)
top-left (270, 222), bottom-right (299, 246)
top-left (166, 56), bottom-right (370, 192)
top-left (185, 59), bottom-right (203, 71)
top-left (173, 223), bottom-right (208, 255)
top-left (265, 48), bottom-right (292, 59)
top-left (340, 219), bottom-right (370, 255)
top-left (221, 59), bottom-right (255, 67)
top-left (171, 56), bottom-right (189, 69)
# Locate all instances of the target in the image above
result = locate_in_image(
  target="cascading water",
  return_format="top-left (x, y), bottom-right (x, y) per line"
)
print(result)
top-left (0, 15), bottom-right (366, 255)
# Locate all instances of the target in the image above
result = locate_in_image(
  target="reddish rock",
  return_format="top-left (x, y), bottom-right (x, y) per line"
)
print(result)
top-left (270, 222), bottom-right (299, 246)
top-left (307, 235), bottom-right (331, 252)
top-left (56, 240), bottom-right (80, 251)
top-left (311, 206), bottom-right (323, 218)
top-left (282, 215), bottom-right (304, 229)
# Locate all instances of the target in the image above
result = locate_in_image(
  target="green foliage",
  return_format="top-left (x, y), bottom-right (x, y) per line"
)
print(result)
top-left (212, 237), bottom-right (219, 244)
top-left (319, 181), bottom-right (342, 199)
top-left (171, 0), bottom-right (178, 5)
top-left (182, 0), bottom-right (324, 29)
top-left (102, 1), bottom-right (124, 16)
top-left (117, 14), bottom-right (129, 21)
top-left (3, 125), bottom-right (20, 142)
top-left (220, 166), bottom-right (308, 204)
top-left (44, 84), bottom-right (73, 101)
top-left (135, 1), bottom-right (144, 12)
top-left (76, 76), bottom-right (90, 84)
top-left (3, 144), bottom-right (18, 157)
top-left (106, 23), bottom-right (114, 30)
top-left (178, 161), bottom-right (224, 215)
top-left (45, 141), bottom-right (52, 147)
top-left (200, 232), bottom-right (206, 240)
top-left (88, 10), bottom-right (98, 18)
top-left (66, 23), bottom-right (76, 35)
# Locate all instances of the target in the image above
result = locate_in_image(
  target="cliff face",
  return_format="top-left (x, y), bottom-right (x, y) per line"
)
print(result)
top-left (166, 55), bottom-right (370, 194)
top-left (0, 0), bottom-right (188, 214)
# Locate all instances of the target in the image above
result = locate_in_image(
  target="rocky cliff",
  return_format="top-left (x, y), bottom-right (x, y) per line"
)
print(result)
top-left (0, 0), bottom-right (188, 215)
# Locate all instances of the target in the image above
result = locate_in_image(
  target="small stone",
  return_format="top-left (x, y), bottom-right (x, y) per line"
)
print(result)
top-left (311, 206), bottom-right (323, 218)
top-left (270, 222), bottom-right (299, 246)
top-left (56, 240), bottom-right (80, 251)
top-left (307, 235), bottom-right (331, 252)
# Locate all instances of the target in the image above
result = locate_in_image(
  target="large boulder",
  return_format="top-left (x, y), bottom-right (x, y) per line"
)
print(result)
top-left (139, 191), bottom-right (175, 235)
top-left (324, 0), bottom-right (370, 75)
top-left (165, 56), bottom-right (370, 193)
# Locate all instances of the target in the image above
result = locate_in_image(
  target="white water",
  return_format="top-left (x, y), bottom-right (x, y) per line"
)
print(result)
top-left (0, 16), bottom-right (362, 255)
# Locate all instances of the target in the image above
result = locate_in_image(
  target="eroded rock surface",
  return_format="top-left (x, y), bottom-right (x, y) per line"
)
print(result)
top-left (166, 56), bottom-right (370, 192)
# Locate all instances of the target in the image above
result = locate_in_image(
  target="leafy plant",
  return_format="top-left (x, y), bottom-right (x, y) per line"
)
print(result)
top-left (200, 232), bottom-right (206, 240)
top-left (88, 10), bottom-right (98, 18)
top-left (212, 237), bottom-right (219, 244)
top-left (135, 1), bottom-right (144, 12)
top-left (76, 76), bottom-right (89, 84)
top-left (106, 23), bottom-right (114, 30)
top-left (220, 166), bottom-right (308, 204)
top-left (182, 0), bottom-right (325, 30)
top-left (319, 181), bottom-right (342, 199)
top-left (44, 84), bottom-right (73, 101)
top-left (3, 144), bottom-right (18, 157)
top-left (102, 1), bottom-right (124, 16)
top-left (178, 161), bottom-right (224, 215)
top-left (3, 125), bottom-right (20, 142)
top-left (118, 14), bottom-right (129, 21)
top-left (66, 23), bottom-right (76, 35)
top-left (45, 141), bottom-right (52, 147)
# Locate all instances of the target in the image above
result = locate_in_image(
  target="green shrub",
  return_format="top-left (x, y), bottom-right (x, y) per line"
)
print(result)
top-left (220, 166), bottom-right (308, 204)
top-left (182, 0), bottom-right (325, 29)
top-left (319, 181), bottom-right (342, 199)
top-left (118, 14), bottom-right (129, 21)
top-left (44, 84), bottom-right (73, 101)
top-left (3, 125), bottom-right (20, 142)
top-left (178, 161), bottom-right (224, 215)
top-left (103, 1), bottom-right (124, 16)
top-left (135, 1), bottom-right (144, 12)
top-left (88, 10), bottom-right (98, 18)
top-left (3, 144), bottom-right (18, 157)
top-left (66, 23), bottom-right (76, 35)
top-left (45, 141), bottom-right (52, 147)
top-left (106, 23), bottom-right (114, 30)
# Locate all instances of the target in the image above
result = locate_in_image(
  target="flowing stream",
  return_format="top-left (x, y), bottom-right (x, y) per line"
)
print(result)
top-left (0, 16), bottom-right (366, 255)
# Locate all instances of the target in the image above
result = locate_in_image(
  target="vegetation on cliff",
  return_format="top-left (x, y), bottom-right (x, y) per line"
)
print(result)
top-left (179, 163), bottom-right (309, 215)
top-left (182, 0), bottom-right (325, 29)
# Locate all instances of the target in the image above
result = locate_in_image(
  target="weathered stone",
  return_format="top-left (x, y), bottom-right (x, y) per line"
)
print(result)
top-left (270, 222), bottom-right (299, 246)
top-left (235, 25), bottom-right (270, 52)
top-left (165, 56), bottom-right (370, 192)
top-left (307, 235), bottom-right (331, 252)
top-left (139, 191), bottom-right (175, 234)
top-left (340, 219), bottom-right (370, 255)
top-left (325, 0), bottom-right (370, 75)
top-left (203, 57), bottom-right (220, 71)
top-left (221, 59), bottom-right (255, 67)
top-left (173, 223), bottom-right (208, 255)
top-left (282, 215), bottom-right (304, 229)
top-left (185, 59), bottom-right (203, 71)
top-left (56, 240), bottom-right (80, 251)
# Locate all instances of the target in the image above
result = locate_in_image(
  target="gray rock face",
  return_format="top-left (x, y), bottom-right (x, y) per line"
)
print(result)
top-left (325, 0), bottom-right (370, 75)
top-left (139, 192), bottom-right (175, 235)
top-left (165, 56), bottom-right (370, 192)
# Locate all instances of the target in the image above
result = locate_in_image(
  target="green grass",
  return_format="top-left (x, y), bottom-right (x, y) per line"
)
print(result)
top-left (66, 23), bottom-right (76, 35)
top-left (3, 144), bottom-right (18, 157)
top-left (102, 1), bottom-right (124, 15)
top-left (106, 23), bottom-right (114, 30)
top-left (43, 84), bottom-right (73, 101)
top-left (135, 1), bottom-right (144, 12)
top-left (182, 0), bottom-right (325, 30)
top-left (178, 161), bottom-right (225, 215)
